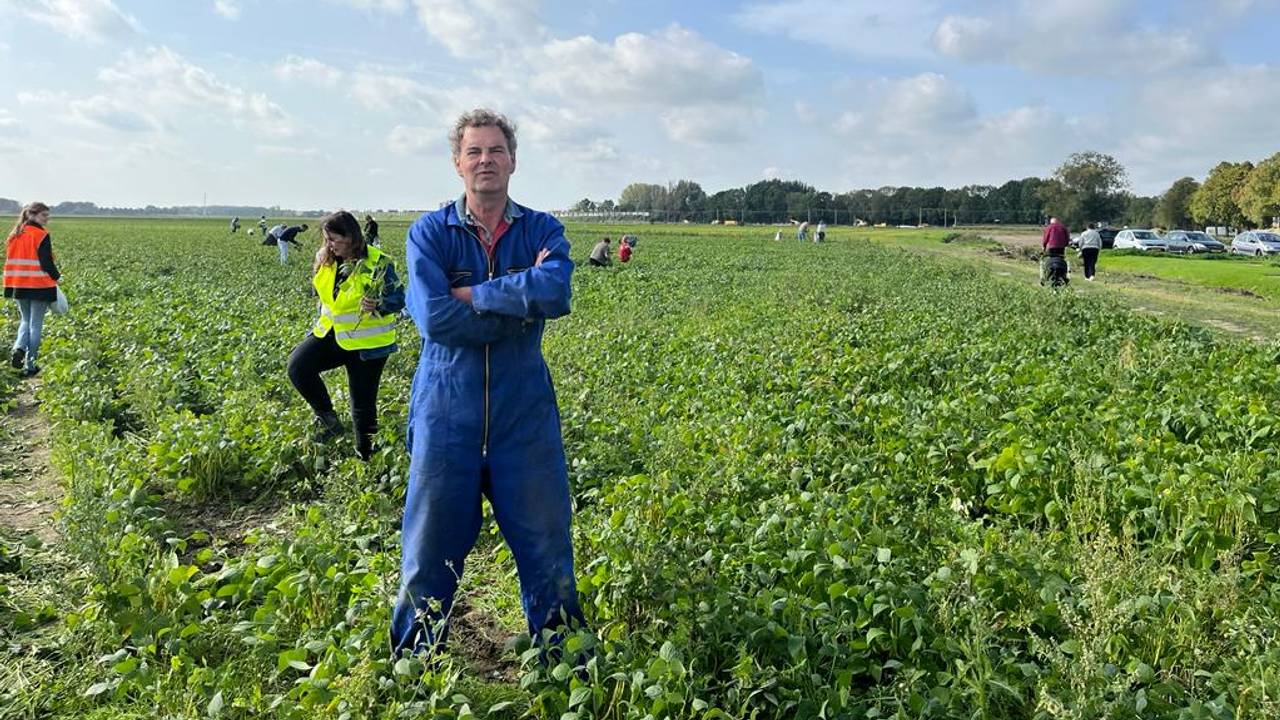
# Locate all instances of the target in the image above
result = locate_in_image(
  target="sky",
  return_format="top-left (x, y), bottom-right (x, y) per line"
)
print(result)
top-left (2, 0), bottom-right (1280, 211)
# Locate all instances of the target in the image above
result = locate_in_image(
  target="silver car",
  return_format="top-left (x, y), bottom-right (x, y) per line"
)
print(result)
top-left (1164, 230), bottom-right (1226, 253)
top-left (1160, 232), bottom-right (1194, 253)
top-left (1114, 229), bottom-right (1167, 251)
top-left (1230, 231), bottom-right (1280, 257)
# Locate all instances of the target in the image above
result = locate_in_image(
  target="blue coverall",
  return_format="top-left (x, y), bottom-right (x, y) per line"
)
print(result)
top-left (391, 197), bottom-right (585, 655)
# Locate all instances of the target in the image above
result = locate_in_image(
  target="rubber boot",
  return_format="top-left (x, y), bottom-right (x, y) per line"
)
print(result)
top-left (355, 431), bottom-right (374, 461)
top-left (312, 410), bottom-right (343, 442)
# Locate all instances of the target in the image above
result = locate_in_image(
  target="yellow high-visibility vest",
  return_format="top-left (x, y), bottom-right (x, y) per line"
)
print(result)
top-left (311, 245), bottom-right (397, 350)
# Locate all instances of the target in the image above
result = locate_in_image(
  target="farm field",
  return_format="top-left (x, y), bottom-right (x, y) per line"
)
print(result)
top-left (3, 218), bottom-right (1280, 718)
top-left (861, 227), bottom-right (1280, 340)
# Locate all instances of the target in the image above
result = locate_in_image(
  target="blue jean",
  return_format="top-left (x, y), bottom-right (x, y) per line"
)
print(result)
top-left (13, 298), bottom-right (50, 369)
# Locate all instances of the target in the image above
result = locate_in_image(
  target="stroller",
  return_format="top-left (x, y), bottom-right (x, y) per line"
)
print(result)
top-left (1040, 255), bottom-right (1069, 287)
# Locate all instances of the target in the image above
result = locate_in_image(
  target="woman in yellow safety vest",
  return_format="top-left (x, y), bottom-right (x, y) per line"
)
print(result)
top-left (4, 202), bottom-right (61, 377)
top-left (287, 210), bottom-right (403, 460)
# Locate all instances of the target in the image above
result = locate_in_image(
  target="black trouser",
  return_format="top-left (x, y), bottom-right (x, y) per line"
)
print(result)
top-left (1081, 248), bottom-right (1099, 278)
top-left (588, 258), bottom-right (606, 267)
top-left (287, 331), bottom-right (388, 458)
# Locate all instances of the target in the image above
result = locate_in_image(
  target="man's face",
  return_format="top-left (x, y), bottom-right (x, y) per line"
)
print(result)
top-left (454, 125), bottom-right (515, 198)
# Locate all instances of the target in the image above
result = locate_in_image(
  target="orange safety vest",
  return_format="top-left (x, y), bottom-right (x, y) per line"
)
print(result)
top-left (4, 225), bottom-right (57, 290)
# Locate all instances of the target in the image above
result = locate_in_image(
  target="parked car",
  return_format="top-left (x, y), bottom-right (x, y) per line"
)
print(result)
top-left (1231, 230), bottom-right (1280, 256)
top-left (1068, 226), bottom-right (1120, 249)
top-left (1160, 232), bottom-right (1194, 253)
top-left (1114, 229), bottom-right (1167, 251)
top-left (1164, 230), bottom-right (1226, 253)
top-left (1097, 227), bottom-right (1119, 249)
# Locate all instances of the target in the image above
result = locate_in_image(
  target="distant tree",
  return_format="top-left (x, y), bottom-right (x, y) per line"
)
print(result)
top-left (1237, 153), bottom-right (1280, 228)
top-left (1190, 161), bottom-right (1253, 230)
top-left (1040, 151), bottom-right (1129, 229)
top-left (1120, 194), bottom-right (1158, 228)
top-left (955, 185), bottom-right (993, 224)
top-left (1154, 177), bottom-right (1200, 230)
top-left (617, 183), bottom-right (667, 212)
top-left (666, 180), bottom-right (706, 219)
top-left (0, 198), bottom-right (19, 214)
top-left (571, 197), bottom-right (596, 213)
top-left (706, 188), bottom-right (746, 221)
top-left (598, 199), bottom-right (616, 212)
top-left (53, 201), bottom-right (100, 215)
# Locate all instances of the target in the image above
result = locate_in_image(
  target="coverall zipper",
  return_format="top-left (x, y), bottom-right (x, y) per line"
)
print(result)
top-left (483, 254), bottom-right (494, 459)
top-left (461, 222), bottom-right (496, 460)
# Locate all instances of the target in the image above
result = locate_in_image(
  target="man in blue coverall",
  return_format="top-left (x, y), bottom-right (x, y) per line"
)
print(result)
top-left (391, 108), bottom-right (586, 656)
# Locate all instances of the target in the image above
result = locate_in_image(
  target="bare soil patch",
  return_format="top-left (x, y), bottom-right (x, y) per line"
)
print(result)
top-left (451, 598), bottom-right (520, 682)
top-left (0, 378), bottom-right (59, 543)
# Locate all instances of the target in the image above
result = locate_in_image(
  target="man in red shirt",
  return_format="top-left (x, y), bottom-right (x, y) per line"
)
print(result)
top-left (1042, 217), bottom-right (1070, 251)
top-left (1041, 217), bottom-right (1071, 287)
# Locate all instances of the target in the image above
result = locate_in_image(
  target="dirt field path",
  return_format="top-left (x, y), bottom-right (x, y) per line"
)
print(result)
top-left (0, 378), bottom-right (59, 544)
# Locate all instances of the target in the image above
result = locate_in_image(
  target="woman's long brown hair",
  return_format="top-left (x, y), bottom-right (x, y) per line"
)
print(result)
top-left (8, 202), bottom-right (50, 240)
top-left (313, 210), bottom-right (366, 273)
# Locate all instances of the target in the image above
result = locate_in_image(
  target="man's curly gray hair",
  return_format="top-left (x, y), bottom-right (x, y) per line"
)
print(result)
top-left (448, 108), bottom-right (518, 159)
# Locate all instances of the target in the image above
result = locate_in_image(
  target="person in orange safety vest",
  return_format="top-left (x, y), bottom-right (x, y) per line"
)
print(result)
top-left (4, 202), bottom-right (61, 377)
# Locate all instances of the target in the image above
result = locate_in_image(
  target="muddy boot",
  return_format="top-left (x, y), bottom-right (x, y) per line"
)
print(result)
top-left (10, 347), bottom-right (24, 370)
top-left (312, 410), bottom-right (343, 442)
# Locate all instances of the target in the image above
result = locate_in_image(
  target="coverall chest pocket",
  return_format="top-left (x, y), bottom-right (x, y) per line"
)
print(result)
top-left (505, 266), bottom-right (527, 275)
top-left (447, 270), bottom-right (472, 288)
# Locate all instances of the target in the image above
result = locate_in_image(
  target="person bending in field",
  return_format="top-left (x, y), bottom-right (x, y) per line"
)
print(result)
top-left (815, 220), bottom-right (826, 243)
top-left (275, 223), bottom-right (308, 265)
top-left (230, 216), bottom-right (240, 234)
top-left (364, 214), bottom-right (380, 247)
top-left (618, 237), bottom-right (632, 263)
top-left (392, 108), bottom-right (586, 658)
top-left (4, 202), bottom-right (61, 377)
top-left (286, 211), bottom-right (403, 461)
top-left (589, 237), bottom-right (612, 267)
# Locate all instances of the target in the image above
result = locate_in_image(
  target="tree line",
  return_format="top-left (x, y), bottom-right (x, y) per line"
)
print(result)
top-left (574, 150), bottom-right (1280, 231)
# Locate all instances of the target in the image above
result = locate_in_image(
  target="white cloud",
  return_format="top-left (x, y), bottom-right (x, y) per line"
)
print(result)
top-left (328, 0), bottom-right (407, 10)
top-left (213, 0), bottom-right (239, 20)
top-left (832, 73), bottom-right (975, 140)
top-left (531, 25), bottom-right (759, 108)
top-left (3, 0), bottom-right (143, 43)
top-left (661, 105), bottom-right (752, 146)
top-left (95, 46), bottom-right (297, 139)
top-left (386, 124), bottom-right (440, 156)
top-left (275, 55), bottom-right (344, 87)
top-left (933, 1), bottom-right (1215, 76)
top-left (256, 144), bottom-right (322, 158)
top-left (516, 106), bottom-right (621, 162)
top-left (67, 95), bottom-right (161, 133)
top-left (0, 110), bottom-right (24, 136)
top-left (734, 0), bottom-right (940, 59)
top-left (878, 73), bottom-right (975, 135)
top-left (517, 24), bottom-right (763, 145)
top-left (815, 71), bottom-right (1097, 189)
top-left (349, 67), bottom-right (446, 113)
top-left (1122, 64), bottom-right (1280, 190)
top-left (413, 0), bottom-right (543, 59)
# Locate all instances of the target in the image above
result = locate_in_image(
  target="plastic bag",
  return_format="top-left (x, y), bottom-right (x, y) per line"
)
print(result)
top-left (52, 286), bottom-right (69, 315)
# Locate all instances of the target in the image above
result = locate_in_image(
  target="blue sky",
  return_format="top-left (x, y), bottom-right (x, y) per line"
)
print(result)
top-left (2, 0), bottom-right (1280, 211)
